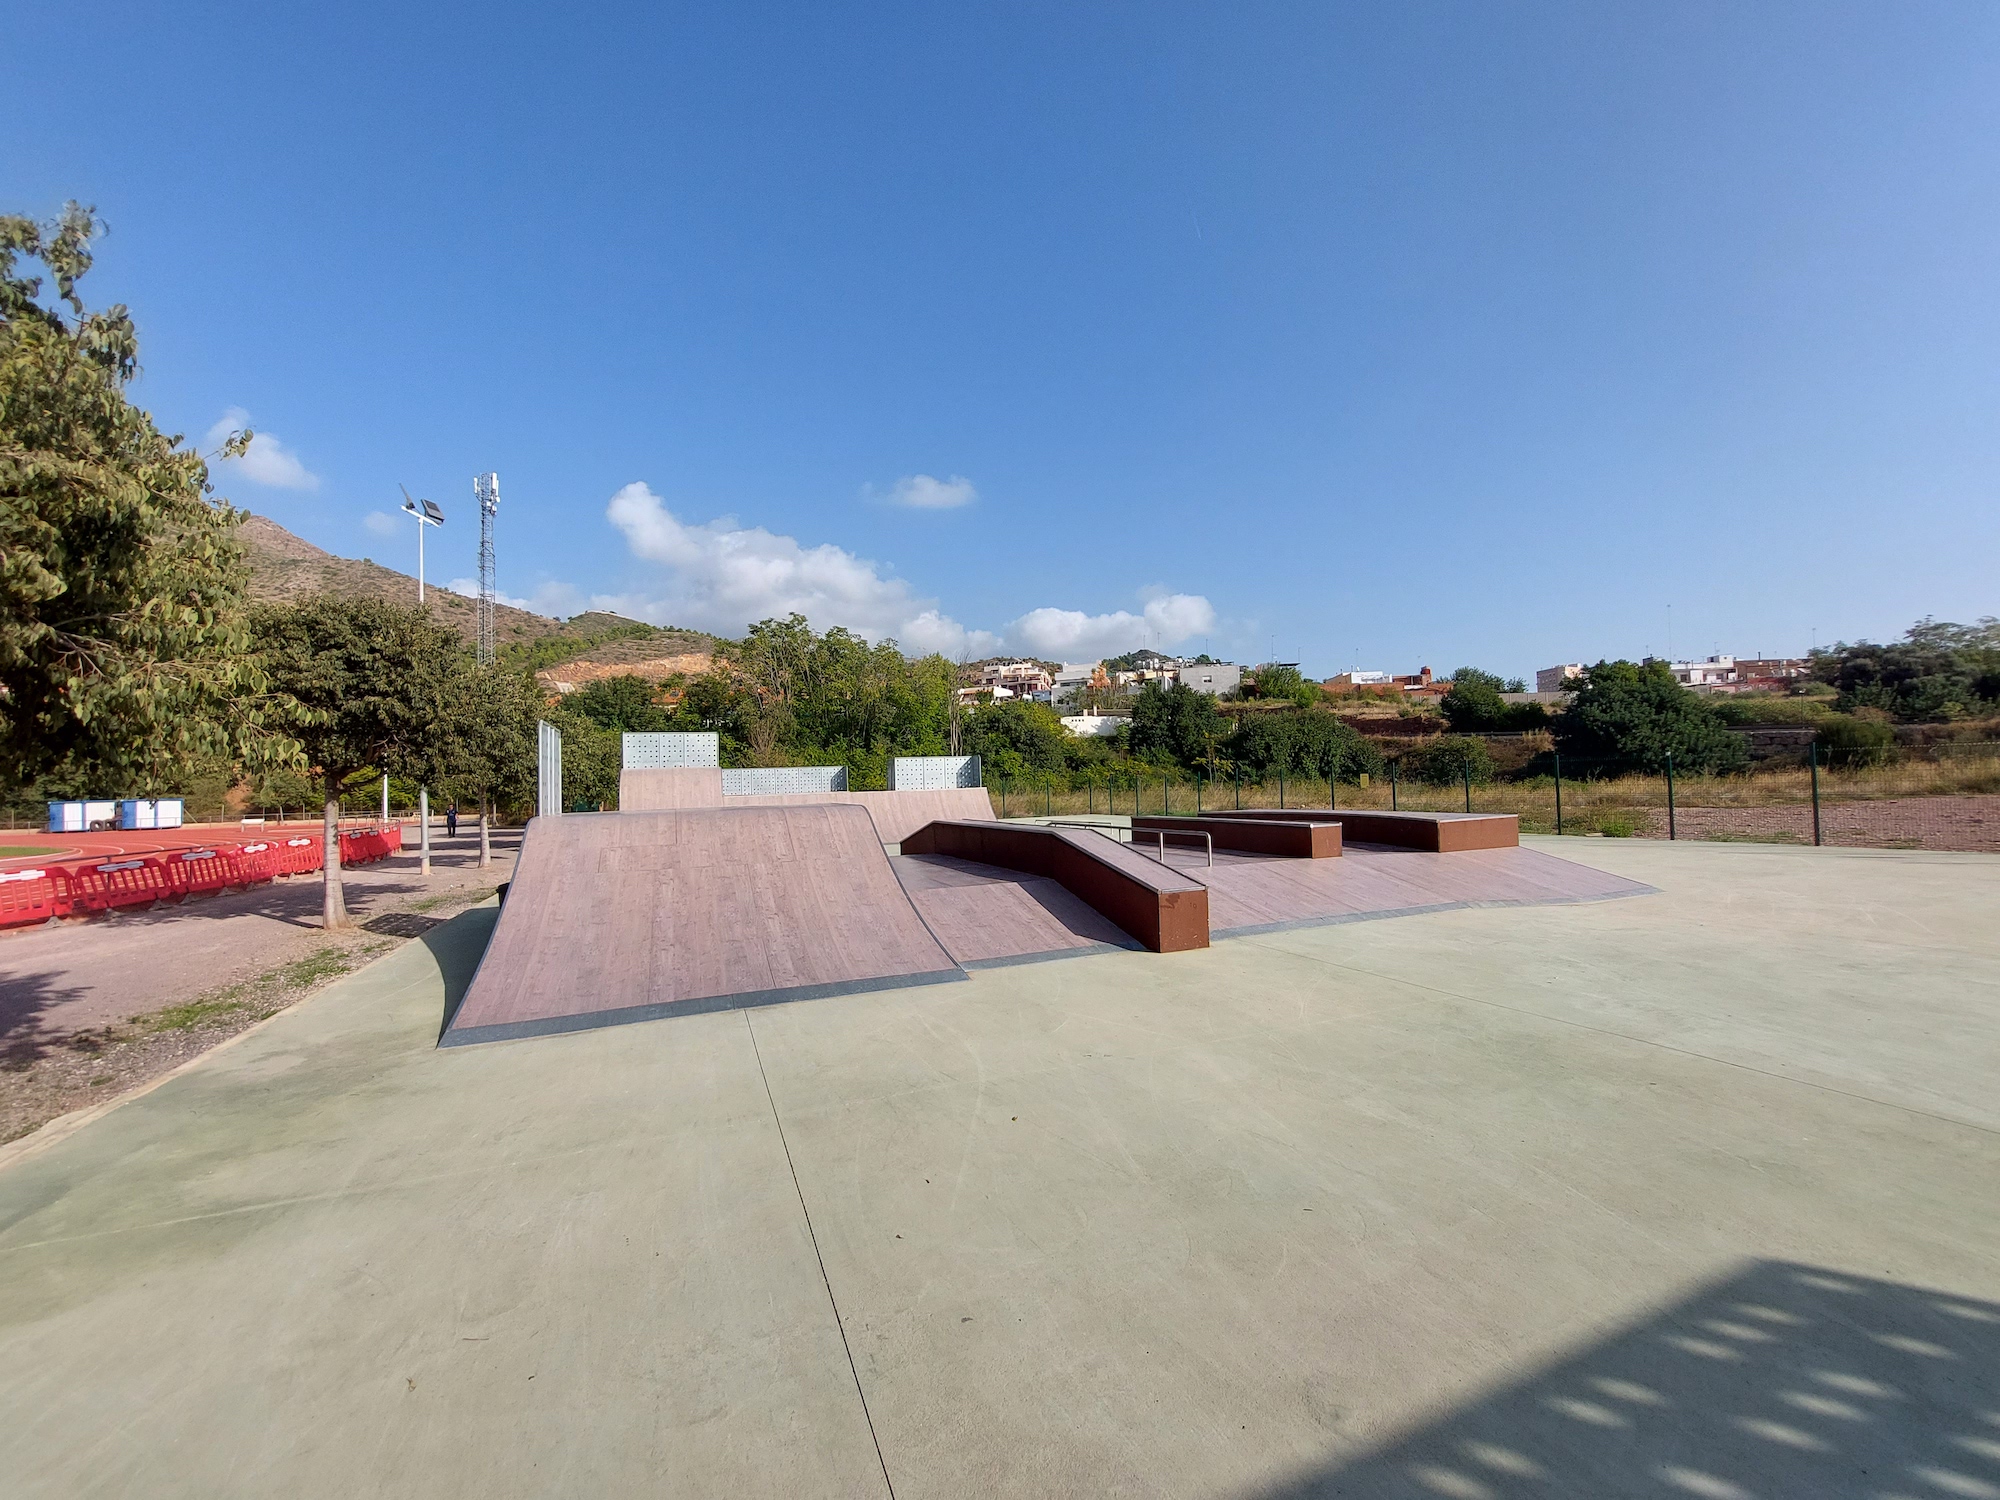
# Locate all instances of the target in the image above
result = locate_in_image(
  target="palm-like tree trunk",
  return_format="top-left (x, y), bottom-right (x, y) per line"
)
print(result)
top-left (478, 794), bottom-right (491, 867)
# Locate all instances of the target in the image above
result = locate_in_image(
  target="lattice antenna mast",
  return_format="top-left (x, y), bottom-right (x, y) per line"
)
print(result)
top-left (474, 472), bottom-right (500, 664)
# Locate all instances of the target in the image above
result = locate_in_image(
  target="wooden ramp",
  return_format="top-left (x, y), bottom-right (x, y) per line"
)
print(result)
top-left (441, 805), bottom-right (964, 1046)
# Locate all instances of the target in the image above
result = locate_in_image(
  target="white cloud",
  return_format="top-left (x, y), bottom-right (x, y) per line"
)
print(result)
top-left (204, 407), bottom-right (320, 491)
top-left (1007, 593), bottom-right (1218, 662)
top-left (602, 481), bottom-right (1214, 661)
top-left (363, 510), bottom-right (400, 537)
top-left (873, 473), bottom-right (977, 510)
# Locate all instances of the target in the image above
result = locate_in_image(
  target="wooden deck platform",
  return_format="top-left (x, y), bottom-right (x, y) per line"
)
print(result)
top-left (1132, 814), bottom-right (1343, 858)
top-left (441, 805), bottom-right (963, 1046)
top-left (1205, 808), bottom-right (1520, 851)
top-left (1154, 841), bottom-right (1653, 936)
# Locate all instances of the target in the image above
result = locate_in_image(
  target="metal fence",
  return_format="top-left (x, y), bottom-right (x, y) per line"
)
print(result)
top-left (993, 738), bottom-right (2000, 854)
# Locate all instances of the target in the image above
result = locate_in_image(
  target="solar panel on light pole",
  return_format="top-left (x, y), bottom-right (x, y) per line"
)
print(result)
top-left (399, 486), bottom-right (444, 603)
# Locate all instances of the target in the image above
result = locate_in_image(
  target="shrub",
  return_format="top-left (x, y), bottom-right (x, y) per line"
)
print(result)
top-left (1817, 714), bottom-right (1897, 768)
top-left (1399, 735), bottom-right (1495, 786)
top-left (1554, 660), bottom-right (1749, 774)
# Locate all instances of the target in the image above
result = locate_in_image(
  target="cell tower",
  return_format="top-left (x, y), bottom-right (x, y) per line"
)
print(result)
top-left (474, 472), bottom-right (500, 663)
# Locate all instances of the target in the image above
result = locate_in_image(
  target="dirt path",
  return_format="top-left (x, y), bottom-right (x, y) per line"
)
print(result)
top-left (1636, 794), bottom-right (2000, 852)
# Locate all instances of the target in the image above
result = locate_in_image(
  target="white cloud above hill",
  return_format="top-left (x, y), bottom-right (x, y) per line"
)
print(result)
top-left (600, 481), bottom-right (1214, 660)
top-left (204, 407), bottom-right (320, 491)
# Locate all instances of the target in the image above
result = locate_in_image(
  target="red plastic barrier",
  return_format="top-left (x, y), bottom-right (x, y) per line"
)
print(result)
top-left (0, 821), bottom-right (412, 929)
top-left (0, 869), bottom-right (65, 925)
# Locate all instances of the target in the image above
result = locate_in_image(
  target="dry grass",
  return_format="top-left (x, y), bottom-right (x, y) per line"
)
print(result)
top-left (995, 748), bottom-right (2000, 838)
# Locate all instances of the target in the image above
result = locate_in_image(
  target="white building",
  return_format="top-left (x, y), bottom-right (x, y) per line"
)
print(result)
top-left (1060, 714), bottom-right (1125, 738)
top-left (1536, 664), bottom-right (1584, 693)
top-left (1663, 655), bottom-right (1738, 687)
top-left (1181, 662), bottom-right (1242, 696)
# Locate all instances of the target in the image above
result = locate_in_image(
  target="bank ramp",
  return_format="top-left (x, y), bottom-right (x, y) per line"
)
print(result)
top-left (441, 804), bottom-right (963, 1045)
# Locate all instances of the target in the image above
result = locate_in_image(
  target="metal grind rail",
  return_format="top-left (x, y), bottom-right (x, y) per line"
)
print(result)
top-left (1044, 819), bottom-right (1213, 868)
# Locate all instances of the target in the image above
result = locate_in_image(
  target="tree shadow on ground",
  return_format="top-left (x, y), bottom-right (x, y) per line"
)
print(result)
top-left (1248, 1261), bottom-right (1999, 1499)
top-left (424, 902), bottom-right (500, 1042)
top-left (0, 971), bottom-right (92, 1066)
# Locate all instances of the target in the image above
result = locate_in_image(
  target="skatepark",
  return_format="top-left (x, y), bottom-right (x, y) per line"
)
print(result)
top-left (3, 735), bottom-right (1997, 1496)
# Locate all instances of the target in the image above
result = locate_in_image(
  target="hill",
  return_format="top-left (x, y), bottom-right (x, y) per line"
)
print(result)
top-left (237, 514), bottom-right (715, 681)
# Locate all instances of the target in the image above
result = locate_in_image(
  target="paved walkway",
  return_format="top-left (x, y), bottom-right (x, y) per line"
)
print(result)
top-left (0, 828), bottom-right (519, 1057)
top-left (2, 838), bottom-right (1996, 1497)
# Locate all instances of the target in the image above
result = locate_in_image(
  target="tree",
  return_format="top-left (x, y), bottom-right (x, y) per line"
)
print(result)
top-left (1, 204), bottom-right (279, 795)
top-left (1812, 618), bottom-right (2000, 722)
top-left (1441, 666), bottom-right (1548, 732)
top-left (1224, 708), bottom-right (1382, 780)
top-left (568, 673), bottom-right (672, 733)
top-left (1553, 660), bottom-right (1749, 774)
top-left (252, 596), bottom-right (467, 928)
top-left (1399, 734), bottom-right (1495, 786)
top-left (441, 664), bottom-right (542, 865)
top-left (1127, 681), bottom-right (1225, 769)
top-left (1241, 663), bottom-right (1319, 708)
top-left (964, 700), bottom-right (1069, 782)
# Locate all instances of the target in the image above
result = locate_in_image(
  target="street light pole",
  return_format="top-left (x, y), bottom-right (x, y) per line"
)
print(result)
top-left (399, 487), bottom-right (444, 604)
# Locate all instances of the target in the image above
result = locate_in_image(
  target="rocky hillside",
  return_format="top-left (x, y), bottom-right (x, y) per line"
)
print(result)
top-left (237, 514), bottom-right (714, 678)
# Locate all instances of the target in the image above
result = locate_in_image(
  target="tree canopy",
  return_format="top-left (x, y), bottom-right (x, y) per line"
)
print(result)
top-left (1, 204), bottom-right (277, 795)
top-left (1552, 659), bottom-right (1749, 774)
top-left (251, 595), bottom-right (468, 925)
top-left (1127, 681), bottom-right (1226, 768)
top-left (1441, 666), bottom-right (1547, 732)
top-left (1811, 618), bottom-right (2000, 722)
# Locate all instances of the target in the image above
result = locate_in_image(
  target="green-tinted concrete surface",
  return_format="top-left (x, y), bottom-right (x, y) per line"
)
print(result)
top-left (4, 842), bottom-right (1998, 1498)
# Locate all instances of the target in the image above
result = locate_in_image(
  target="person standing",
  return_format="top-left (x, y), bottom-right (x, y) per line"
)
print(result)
top-left (445, 802), bottom-right (459, 838)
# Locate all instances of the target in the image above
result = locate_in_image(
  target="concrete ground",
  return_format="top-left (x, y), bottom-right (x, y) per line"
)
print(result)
top-left (2, 837), bottom-right (1996, 1498)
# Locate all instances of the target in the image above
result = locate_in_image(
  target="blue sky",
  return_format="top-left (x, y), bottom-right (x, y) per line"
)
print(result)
top-left (8, 2), bottom-right (1998, 677)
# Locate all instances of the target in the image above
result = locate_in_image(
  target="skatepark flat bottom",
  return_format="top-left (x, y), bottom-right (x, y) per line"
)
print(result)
top-left (1168, 839), bottom-right (1654, 934)
top-left (892, 854), bottom-right (1141, 966)
top-left (441, 805), bottom-right (963, 1045)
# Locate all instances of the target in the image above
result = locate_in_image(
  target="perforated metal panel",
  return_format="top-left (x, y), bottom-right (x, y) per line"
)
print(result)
top-left (889, 755), bottom-right (982, 790)
top-left (621, 732), bottom-right (720, 769)
top-left (721, 766), bottom-right (848, 795)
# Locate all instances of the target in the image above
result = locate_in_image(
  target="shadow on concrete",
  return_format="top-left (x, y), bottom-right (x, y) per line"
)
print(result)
top-left (425, 902), bottom-right (500, 1043)
top-left (0, 970), bottom-right (92, 1065)
top-left (1249, 1261), bottom-right (2000, 1500)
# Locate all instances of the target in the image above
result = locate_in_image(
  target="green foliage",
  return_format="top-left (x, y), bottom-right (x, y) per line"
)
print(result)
top-left (1817, 714), bottom-right (1897, 768)
top-left (541, 697), bottom-right (621, 810)
top-left (253, 597), bottom-right (468, 787)
top-left (1225, 709), bottom-right (1383, 780)
top-left (497, 617), bottom-right (658, 676)
top-left (1707, 695), bottom-right (1839, 726)
top-left (1441, 667), bottom-right (1548, 732)
top-left (1553, 660), bottom-right (1750, 774)
top-left (441, 664), bottom-right (542, 812)
top-left (965, 700), bottom-right (1070, 782)
top-left (1812, 618), bottom-right (2000, 722)
top-left (1240, 663), bottom-right (1319, 708)
top-left (1, 204), bottom-right (282, 795)
top-left (568, 673), bottom-right (672, 732)
top-left (1127, 681), bottom-right (1226, 768)
top-left (1398, 735), bottom-right (1496, 786)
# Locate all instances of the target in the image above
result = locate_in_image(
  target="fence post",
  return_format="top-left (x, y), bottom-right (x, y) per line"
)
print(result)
top-left (1810, 742), bottom-right (1822, 846)
top-left (1088, 782), bottom-right (1094, 814)
top-left (1196, 776), bottom-right (1202, 814)
top-left (1553, 752), bottom-right (1563, 835)
top-left (1164, 777), bottom-right (1171, 815)
top-left (1000, 781), bottom-right (1007, 817)
top-left (1279, 768), bottom-right (1286, 809)
top-left (1046, 785), bottom-right (1052, 817)
top-left (1665, 752), bottom-right (1676, 841)
top-left (1390, 760), bottom-right (1398, 810)
top-left (1235, 771), bottom-right (1241, 810)
top-left (1462, 756), bottom-right (1471, 814)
